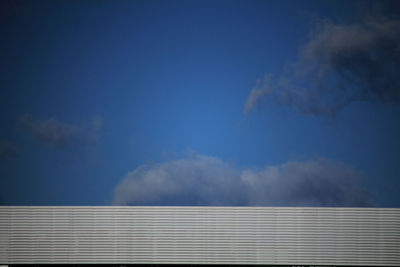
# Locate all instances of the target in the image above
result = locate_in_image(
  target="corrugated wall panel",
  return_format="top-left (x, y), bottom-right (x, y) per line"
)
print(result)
top-left (0, 206), bottom-right (399, 265)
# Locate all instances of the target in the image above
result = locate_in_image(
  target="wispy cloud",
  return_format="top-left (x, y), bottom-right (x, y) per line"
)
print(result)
top-left (21, 114), bottom-right (78, 147)
top-left (245, 16), bottom-right (400, 117)
top-left (20, 114), bottom-right (103, 148)
top-left (0, 140), bottom-right (18, 162)
top-left (244, 74), bottom-right (274, 115)
top-left (113, 153), bottom-right (372, 207)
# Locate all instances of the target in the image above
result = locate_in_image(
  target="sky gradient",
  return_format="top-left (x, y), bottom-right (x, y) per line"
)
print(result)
top-left (1, 0), bottom-right (400, 207)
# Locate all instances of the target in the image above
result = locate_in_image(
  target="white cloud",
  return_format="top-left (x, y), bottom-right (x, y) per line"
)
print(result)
top-left (113, 154), bottom-right (372, 207)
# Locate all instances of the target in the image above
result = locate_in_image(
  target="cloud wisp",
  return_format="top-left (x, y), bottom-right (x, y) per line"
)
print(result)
top-left (245, 16), bottom-right (400, 117)
top-left (113, 154), bottom-right (372, 207)
top-left (244, 74), bottom-right (275, 114)
top-left (0, 140), bottom-right (18, 162)
top-left (20, 114), bottom-right (103, 148)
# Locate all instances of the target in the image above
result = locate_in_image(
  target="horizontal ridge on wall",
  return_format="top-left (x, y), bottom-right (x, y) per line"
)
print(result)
top-left (0, 206), bottom-right (399, 266)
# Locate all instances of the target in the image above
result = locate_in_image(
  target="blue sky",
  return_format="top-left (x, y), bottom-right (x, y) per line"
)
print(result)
top-left (1, 0), bottom-right (399, 206)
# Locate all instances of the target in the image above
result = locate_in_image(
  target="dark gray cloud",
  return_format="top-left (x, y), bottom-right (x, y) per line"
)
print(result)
top-left (0, 140), bottom-right (18, 161)
top-left (20, 114), bottom-right (103, 148)
top-left (113, 154), bottom-right (372, 207)
top-left (245, 16), bottom-right (400, 117)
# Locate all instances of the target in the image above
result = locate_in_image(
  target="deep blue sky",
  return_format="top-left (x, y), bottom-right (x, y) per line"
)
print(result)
top-left (1, 0), bottom-right (399, 206)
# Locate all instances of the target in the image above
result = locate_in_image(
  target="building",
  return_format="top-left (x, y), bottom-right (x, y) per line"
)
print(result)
top-left (1, 206), bottom-right (399, 266)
